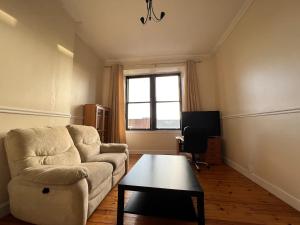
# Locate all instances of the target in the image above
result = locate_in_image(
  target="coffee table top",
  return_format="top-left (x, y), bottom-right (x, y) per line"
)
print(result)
top-left (119, 154), bottom-right (203, 195)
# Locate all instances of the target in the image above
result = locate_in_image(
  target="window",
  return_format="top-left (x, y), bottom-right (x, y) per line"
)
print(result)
top-left (126, 74), bottom-right (181, 130)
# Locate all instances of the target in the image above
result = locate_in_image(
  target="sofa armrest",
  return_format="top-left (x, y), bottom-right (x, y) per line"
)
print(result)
top-left (100, 143), bottom-right (130, 173)
top-left (8, 176), bottom-right (89, 225)
top-left (20, 165), bottom-right (88, 185)
top-left (100, 143), bottom-right (128, 154)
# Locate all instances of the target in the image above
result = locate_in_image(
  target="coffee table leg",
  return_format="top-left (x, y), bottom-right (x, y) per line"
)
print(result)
top-left (117, 186), bottom-right (124, 225)
top-left (197, 193), bottom-right (205, 225)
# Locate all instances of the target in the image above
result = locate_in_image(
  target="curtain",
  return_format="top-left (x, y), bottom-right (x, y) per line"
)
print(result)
top-left (184, 60), bottom-right (201, 111)
top-left (108, 64), bottom-right (126, 143)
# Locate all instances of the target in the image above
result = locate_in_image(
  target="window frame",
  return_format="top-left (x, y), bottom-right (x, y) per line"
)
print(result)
top-left (125, 73), bottom-right (182, 131)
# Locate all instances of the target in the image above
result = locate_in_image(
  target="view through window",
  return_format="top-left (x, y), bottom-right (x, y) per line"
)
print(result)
top-left (126, 74), bottom-right (181, 130)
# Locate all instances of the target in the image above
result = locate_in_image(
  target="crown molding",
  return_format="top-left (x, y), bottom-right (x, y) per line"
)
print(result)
top-left (104, 54), bottom-right (210, 66)
top-left (102, 0), bottom-right (254, 64)
top-left (211, 0), bottom-right (255, 54)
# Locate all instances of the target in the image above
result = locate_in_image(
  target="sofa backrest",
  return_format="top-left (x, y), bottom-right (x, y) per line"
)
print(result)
top-left (67, 125), bottom-right (101, 162)
top-left (4, 126), bottom-right (81, 177)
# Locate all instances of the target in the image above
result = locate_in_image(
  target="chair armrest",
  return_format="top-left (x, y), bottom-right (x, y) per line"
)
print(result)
top-left (20, 165), bottom-right (88, 185)
top-left (100, 143), bottom-right (128, 153)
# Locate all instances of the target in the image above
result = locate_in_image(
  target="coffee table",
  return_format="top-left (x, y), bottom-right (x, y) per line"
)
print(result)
top-left (117, 154), bottom-right (205, 225)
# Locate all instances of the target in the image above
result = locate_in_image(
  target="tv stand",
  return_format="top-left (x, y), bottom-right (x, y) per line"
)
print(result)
top-left (175, 136), bottom-right (222, 165)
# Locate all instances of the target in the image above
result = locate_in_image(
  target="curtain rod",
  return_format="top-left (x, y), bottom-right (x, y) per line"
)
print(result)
top-left (104, 60), bottom-right (202, 68)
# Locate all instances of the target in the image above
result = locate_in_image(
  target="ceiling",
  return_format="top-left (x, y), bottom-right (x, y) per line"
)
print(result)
top-left (61, 0), bottom-right (248, 61)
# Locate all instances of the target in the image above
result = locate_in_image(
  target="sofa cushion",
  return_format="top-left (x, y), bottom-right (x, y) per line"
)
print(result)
top-left (67, 125), bottom-right (101, 162)
top-left (21, 165), bottom-right (88, 185)
top-left (5, 127), bottom-right (81, 177)
top-left (81, 162), bottom-right (113, 192)
top-left (87, 153), bottom-right (127, 171)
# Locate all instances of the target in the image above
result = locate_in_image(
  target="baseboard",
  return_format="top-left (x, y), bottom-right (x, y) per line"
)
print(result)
top-left (129, 149), bottom-right (177, 155)
top-left (0, 201), bottom-right (9, 218)
top-left (224, 157), bottom-right (300, 211)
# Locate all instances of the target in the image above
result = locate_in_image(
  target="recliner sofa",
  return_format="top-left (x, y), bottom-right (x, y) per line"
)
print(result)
top-left (4, 125), bottom-right (129, 225)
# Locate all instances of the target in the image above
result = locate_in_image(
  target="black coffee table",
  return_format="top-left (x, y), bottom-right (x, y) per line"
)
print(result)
top-left (117, 154), bottom-right (205, 225)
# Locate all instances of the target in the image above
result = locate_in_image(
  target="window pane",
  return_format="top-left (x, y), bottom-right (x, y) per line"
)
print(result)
top-left (156, 76), bottom-right (180, 101)
top-left (156, 102), bottom-right (180, 129)
top-left (128, 103), bottom-right (150, 129)
top-left (128, 78), bottom-right (150, 102)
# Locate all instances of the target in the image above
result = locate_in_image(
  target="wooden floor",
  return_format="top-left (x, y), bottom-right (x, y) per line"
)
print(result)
top-left (1, 154), bottom-right (299, 225)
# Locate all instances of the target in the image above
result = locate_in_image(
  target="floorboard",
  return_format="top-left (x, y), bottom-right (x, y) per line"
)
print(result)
top-left (0, 154), bottom-right (299, 225)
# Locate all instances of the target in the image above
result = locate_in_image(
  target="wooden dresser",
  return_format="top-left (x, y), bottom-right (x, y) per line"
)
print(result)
top-left (84, 104), bottom-right (110, 143)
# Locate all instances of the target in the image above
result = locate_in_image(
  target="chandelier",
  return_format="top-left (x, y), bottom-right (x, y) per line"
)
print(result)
top-left (140, 0), bottom-right (166, 24)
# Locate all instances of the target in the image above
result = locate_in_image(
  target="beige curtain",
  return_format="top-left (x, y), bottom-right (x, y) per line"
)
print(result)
top-left (108, 64), bottom-right (126, 143)
top-left (184, 60), bottom-right (201, 111)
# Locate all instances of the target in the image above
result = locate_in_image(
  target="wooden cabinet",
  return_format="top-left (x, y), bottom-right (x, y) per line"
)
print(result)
top-left (204, 137), bottom-right (222, 165)
top-left (84, 104), bottom-right (110, 143)
top-left (176, 136), bottom-right (223, 165)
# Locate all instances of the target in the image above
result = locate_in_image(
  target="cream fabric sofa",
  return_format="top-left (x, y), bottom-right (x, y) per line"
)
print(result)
top-left (67, 125), bottom-right (129, 186)
top-left (4, 125), bottom-right (129, 225)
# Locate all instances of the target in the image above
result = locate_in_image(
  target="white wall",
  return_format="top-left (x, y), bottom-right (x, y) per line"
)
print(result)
top-left (215, 0), bottom-right (300, 210)
top-left (99, 67), bottom-right (112, 108)
top-left (70, 35), bottom-right (104, 125)
top-left (0, 0), bottom-right (103, 216)
top-left (196, 57), bottom-right (219, 111)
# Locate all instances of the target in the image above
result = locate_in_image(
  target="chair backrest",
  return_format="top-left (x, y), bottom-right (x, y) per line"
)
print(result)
top-left (183, 126), bottom-right (208, 154)
top-left (4, 126), bottom-right (81, 177)
top-left (67, 125), bottom-right (101, 162)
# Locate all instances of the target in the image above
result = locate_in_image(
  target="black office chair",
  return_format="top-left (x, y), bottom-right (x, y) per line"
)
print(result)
top-left (183, 126), bottom-right (209, 170)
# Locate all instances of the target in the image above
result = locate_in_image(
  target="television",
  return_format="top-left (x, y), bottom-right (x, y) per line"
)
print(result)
top-left (181, 111), bottom-right (221, 136)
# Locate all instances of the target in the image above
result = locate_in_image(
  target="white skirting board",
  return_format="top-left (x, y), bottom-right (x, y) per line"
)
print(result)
top-left (0, 201), bottom-right (9, 218)
top-left (224, 157), bottom-right (300, 211)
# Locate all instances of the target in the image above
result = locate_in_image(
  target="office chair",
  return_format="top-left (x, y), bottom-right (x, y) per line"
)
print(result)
top-left (183, 126), bottom-right (209, 170)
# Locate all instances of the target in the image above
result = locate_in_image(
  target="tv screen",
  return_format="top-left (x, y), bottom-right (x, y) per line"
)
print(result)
top-left (181, 111), bottom-right (221, 136)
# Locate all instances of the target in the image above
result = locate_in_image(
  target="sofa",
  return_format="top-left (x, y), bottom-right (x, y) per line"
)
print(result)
top-left (4, 125), bottom-right (129, 225)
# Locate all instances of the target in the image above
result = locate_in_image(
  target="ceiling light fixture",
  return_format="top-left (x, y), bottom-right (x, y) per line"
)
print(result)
top-left (140, 0), bottom-right (165, 24)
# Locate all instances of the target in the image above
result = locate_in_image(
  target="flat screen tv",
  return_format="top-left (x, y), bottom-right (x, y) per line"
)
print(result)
top-left (181, 111), bottom-right (221, 136)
